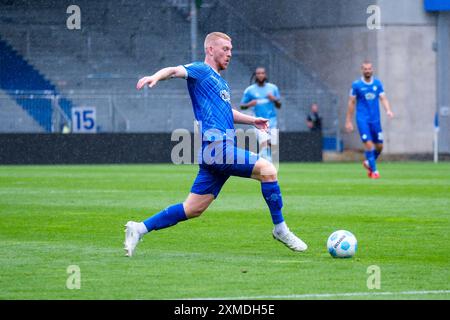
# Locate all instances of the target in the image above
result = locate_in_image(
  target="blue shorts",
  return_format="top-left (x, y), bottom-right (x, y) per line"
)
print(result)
top-left (357, 120), bottom-right (383, 144)
top-left (190, 140), bottom-right (259, 198)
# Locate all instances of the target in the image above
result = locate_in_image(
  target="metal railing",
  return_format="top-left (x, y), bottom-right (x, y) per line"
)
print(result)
top-left (0, 89), bottom-right (338, 138)
top-left (0, 91), bottom-right (67, 133)
top-left (0, 91), bottom-right (129, 133)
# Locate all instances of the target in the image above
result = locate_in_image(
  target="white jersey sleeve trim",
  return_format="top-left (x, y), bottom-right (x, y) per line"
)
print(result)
top-left (349, 88), bottom-right (356, 97)
top-left (180, 65), bottom-right (188, 79)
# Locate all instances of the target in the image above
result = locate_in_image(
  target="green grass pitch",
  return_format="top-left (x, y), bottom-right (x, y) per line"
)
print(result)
top-left (0, 162), bottom-right (449, 300)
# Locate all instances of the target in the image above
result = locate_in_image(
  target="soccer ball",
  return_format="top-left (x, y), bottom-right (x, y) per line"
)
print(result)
top-left (327, 230), bottom-right (357, 258)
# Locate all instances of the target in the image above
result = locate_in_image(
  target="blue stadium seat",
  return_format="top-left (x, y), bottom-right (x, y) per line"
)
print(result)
top-left (0, 36), bottom-right (72, 132)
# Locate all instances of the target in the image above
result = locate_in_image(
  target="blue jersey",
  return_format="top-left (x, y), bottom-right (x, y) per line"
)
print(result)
top-left (182, 62), bottom-right (234, 141)
top-left (241, 82), bottom-right (280, 120)
top-left (350, 77), bottom-right (385, 123)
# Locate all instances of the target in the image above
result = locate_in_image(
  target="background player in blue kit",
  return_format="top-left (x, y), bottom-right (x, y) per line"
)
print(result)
top-left (240, 67), bottom-right (281, 162)
top-left (345, 61), bottom-right (394, 179)
top-left (124, 32), bottom-right (307, 256)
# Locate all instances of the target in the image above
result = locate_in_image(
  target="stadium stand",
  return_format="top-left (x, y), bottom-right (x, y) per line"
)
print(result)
top-left (0, 36), bottom-right (56, 131)
top-left (0, 90), bottom-right (44, 132)
top-left (0, 36), bottom-right (73, 132)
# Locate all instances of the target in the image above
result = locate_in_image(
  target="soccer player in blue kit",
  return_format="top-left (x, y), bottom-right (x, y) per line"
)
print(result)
top-left (240, 67), bottom-right (281, 162)
top-left (124, 32), bottom-right (307, 257)
top-left (345, 61), bottom-right (394, 179)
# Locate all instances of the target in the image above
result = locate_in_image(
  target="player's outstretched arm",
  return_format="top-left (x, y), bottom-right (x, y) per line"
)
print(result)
top-left (232, 109), bottom-right (269, 132)
top-left (136, 66), bottom-right (187, 90)
top-left (380, 94), bottom-right (394, 118)
top-left (345, 96), bottom-right (356, 132)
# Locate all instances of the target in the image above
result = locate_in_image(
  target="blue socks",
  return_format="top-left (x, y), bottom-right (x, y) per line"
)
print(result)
top-left (261, 181), bottom-right (284, 224)
top-left (374, 149), bottom-right (381, 160)
top-left (143, 203), bottom-right (187, 232)
top-left (365, 149), bottom-right (377, 172)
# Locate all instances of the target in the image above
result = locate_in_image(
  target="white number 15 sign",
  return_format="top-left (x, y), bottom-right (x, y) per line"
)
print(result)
top-left (71, 107), bottom-right (97, 133)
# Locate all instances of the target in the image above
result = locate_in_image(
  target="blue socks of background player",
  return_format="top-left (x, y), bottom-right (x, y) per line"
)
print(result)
top-left (261, 181), bottom-right (285, 225)
top-left (143, 203), bottom-right (187, 233)
top-left (365, 149), bottom-right (377, 172)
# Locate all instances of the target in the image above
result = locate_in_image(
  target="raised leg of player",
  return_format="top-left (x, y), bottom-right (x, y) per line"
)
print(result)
top-left (124, 193), bottom-right (213, 256)
top-left (183, 193), bottom-right (215, 218)
top-left (125, 158), bottom-right (308, 256)
top-left (251, 158), bottom-right (308, 252)
top-left (144, 193), bottom-right (213, 231)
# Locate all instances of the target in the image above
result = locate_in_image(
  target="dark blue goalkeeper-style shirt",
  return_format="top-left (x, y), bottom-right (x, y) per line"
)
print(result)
top-left (182, 62), bottom-right (235, 141)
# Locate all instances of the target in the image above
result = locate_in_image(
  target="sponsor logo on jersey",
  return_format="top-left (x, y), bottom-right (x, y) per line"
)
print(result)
top-left (256, 98), bottom-right (270, 105)
top-left (365, 92), bottom-right (376, 100)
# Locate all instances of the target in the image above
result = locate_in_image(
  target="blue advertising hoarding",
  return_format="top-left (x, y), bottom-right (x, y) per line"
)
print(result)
top-left (425, 0), bottom-right (450, 11)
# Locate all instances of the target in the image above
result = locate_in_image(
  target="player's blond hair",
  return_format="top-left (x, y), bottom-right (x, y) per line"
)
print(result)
top-left (204, 32), bottom-right (232, 50)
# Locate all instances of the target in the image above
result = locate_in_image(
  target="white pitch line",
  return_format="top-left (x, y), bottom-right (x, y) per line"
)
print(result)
top-left (189, 290), bottom-right (450, 300)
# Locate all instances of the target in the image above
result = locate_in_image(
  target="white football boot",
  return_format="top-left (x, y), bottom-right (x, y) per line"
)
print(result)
top-left (272, 229), bottom-right (308, 252)
top-left (124, 221), bottom-right (143, 257)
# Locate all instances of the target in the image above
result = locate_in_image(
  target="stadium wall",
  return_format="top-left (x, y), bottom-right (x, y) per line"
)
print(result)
top-left (0, 132), bottom-right (322, 164)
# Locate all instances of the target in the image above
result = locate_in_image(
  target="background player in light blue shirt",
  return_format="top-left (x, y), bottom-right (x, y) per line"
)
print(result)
top-left (240, 67), bottom-right (281, 162)
top-left (346, 61), bottom-right (394, 179)
top-left (124, 32), bottom-right (307, 256)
